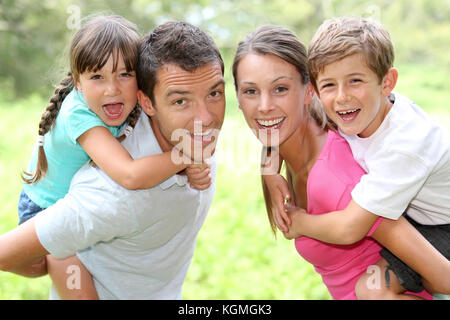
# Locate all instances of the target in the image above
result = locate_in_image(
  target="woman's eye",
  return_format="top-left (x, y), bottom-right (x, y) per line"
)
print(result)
top-left (243, 89), bottom-right (256, 95)
top-left (275, 86), bottom-right (288, 93)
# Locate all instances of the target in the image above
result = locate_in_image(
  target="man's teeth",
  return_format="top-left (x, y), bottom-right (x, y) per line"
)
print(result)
top-left (257, 117), bottom-right (284, 127)
top-left (193, 129), bottom-right (213, 136)
top-left (338, 109), bottom-right (359, 115)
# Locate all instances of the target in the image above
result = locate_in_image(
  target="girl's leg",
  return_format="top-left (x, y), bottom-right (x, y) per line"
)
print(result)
top-left (355, 258), bottom-right (424, 300)
top-left (46, 254), bottom-right (99, 300)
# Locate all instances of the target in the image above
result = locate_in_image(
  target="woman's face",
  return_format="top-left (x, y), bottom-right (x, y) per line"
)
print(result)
top-left (236, 53), bottom-right (312, 147)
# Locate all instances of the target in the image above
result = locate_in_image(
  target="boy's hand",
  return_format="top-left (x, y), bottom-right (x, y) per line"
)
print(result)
top-left (263, 174), bottom-right (292, 232)
top-left (186, 162), bottom-right (211, 190)
top-left (282, 204), bottom-right (307, 240)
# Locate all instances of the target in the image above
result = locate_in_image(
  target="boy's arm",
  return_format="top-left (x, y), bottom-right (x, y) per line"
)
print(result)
top-left (0, 218), bottom-right (49, 275)
top-left (283, 199), bottom-right (379, 245)
top-left (78, 126), bottom-right (188, 190)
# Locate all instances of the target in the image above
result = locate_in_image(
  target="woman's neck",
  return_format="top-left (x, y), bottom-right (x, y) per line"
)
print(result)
top-left (279, 118), bottom-right (326, 176)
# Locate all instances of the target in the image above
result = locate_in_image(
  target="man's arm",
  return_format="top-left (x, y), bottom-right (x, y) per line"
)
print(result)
top-left (0, 218), bottom-right (49, 275)
top-left (284, 199), bottom-right (379, 245)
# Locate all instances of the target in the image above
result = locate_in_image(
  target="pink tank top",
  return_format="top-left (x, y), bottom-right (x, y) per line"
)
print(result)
top-left (294, 131), bottom-right (431, 299)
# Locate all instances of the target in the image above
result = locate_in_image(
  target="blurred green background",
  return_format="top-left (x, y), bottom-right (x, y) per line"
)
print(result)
top-left (0, 0), bottom-right (449, 299)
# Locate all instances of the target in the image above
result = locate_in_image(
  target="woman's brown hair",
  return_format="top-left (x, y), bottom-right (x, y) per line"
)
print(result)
top-left (232, 25), bottom-right (335, 234)
top-left (22, 15), bottom-right (141, 184)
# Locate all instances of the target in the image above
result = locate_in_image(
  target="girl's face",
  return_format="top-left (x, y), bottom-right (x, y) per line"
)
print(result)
top-left (236, 53), bottom-right (312, 147)
top-left (76, 52), bottom-right (138, 127)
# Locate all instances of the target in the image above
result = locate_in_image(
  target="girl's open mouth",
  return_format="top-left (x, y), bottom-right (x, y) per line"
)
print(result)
top-left (103, 103), bottom-right (124, 120)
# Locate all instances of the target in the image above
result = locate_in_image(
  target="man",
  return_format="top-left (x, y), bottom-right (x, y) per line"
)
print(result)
top-left (0, 21), bottom-right (226, 299)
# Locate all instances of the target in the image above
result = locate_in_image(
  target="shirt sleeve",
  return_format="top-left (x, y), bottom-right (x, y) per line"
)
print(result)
top-left (64, 105), bottom-right (111, 145)
top-left (34, 168), bottom-right (138, 258)
top-left (351, 150), bottom-right (431, 220)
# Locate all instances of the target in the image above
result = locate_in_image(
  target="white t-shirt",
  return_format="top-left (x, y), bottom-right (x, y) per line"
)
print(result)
top-left (35, 111), bottom-right (217, 299)
top-left (341, 92), bottom-right (450, 225)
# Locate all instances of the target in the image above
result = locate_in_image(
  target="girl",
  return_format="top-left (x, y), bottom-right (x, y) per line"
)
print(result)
top-left (18, 15), bottom-right (210, 299)
top-left (232, 25), bottom-right (449, 299)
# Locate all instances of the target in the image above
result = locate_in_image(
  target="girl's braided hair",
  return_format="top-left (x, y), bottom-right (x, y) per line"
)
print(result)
top-left (22, 15), bottom-right (141, 184)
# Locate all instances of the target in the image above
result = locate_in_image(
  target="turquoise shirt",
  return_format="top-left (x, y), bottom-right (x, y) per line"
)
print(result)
top-left (23, 89), bottom-right (121, 208)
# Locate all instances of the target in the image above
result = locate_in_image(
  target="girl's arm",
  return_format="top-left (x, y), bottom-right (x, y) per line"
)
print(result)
top-left (0, 218), bottom-right (49, 275)
top-left (283, 199), bottom-right (379, 245)
top-left (78, 126), bottom-right (188, 190)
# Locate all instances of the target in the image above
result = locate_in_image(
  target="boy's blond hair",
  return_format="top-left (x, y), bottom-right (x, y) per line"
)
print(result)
top-left (308, 17), bottom-right (394, 91)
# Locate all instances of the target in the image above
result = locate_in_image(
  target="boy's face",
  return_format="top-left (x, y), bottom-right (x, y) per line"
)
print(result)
top-left (315, 53), bottom-right (396, 138)
top-left (138, 62), bottom-right (226, 162)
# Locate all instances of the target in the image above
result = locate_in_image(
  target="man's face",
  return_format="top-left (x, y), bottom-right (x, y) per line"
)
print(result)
top-left (139, 62), bottom-right (226, 163)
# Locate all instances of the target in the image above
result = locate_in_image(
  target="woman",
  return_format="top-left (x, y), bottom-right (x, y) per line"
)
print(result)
top-left (232, 25), bottom-right (442, 299)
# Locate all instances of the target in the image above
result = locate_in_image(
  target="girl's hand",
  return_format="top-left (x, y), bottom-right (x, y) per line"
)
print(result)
top-left (186, 162), bottom-right (211, 190)
top-left (263, 174), bottom-right (292, 232)
top-left (282, 204), bottom-right (307, 240)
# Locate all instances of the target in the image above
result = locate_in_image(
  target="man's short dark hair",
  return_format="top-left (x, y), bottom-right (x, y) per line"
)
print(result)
top-left (137, 21), bottom-right (224, 103)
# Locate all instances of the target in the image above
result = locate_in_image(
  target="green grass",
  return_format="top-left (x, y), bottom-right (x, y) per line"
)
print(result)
top-left (0, 63), bottom-right (449, 300)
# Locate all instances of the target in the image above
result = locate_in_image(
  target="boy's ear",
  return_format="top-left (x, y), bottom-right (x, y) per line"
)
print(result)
top-left (137, 90), bottom-right (156, 116)
top-left (381, 67), bottom-right (398, 96)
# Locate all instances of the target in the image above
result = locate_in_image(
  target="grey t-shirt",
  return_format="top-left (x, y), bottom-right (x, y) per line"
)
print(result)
top-left (35, 111), bottom-right (217, 299)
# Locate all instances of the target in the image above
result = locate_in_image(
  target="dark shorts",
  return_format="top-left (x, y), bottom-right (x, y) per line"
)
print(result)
top-left (17, 190), bottom-right (44, 225)
top-left (379, 214), bottom-right (450, 292)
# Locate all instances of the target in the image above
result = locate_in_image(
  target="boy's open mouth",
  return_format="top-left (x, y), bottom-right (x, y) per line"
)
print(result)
top-left (337, 108), bottom-right (360, 122)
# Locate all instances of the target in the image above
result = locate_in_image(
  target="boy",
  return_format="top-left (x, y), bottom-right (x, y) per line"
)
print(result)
top-left (284, 17), bottom-right (450, 298)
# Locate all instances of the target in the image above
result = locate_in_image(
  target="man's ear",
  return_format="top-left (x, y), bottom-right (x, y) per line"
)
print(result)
top-left (381, 67), bottom-right (398, 96)
top-left (137, 90), bottom-right (156, 116)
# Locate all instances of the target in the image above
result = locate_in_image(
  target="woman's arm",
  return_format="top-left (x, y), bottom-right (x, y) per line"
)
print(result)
top-left (78, 126), bottom-right (188, 190)
top-left (0, 218), bottom-right (49, 276)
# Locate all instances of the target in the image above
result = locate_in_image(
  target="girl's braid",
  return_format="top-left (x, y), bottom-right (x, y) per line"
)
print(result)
top-left (22, 72), bottom-right (74, 184)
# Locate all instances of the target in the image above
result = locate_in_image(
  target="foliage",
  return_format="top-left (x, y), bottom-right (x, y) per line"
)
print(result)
top-left (0, 0), bottom-right (449, 98)
top-left (0, 0), bottom-right (449, 300)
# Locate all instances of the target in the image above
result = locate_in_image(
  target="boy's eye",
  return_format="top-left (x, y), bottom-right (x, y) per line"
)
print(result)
top-left (350, 78), bottom-right (362, 84)
top-left (90, 74), bottom-right (102, 80)
top-left (320, 83), bottom-right (334, 90)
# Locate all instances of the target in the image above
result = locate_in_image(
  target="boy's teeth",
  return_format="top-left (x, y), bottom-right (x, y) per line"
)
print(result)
top-left (257, 117), bottom-right (284, 127)
top-left (338, 108), bottom-right (359, 115)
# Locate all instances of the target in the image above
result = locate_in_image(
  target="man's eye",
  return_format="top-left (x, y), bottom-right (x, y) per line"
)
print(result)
top-left (210, 90), bottom-right (223, 98)
top-left (174, 99), bottom-right (186, 106)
